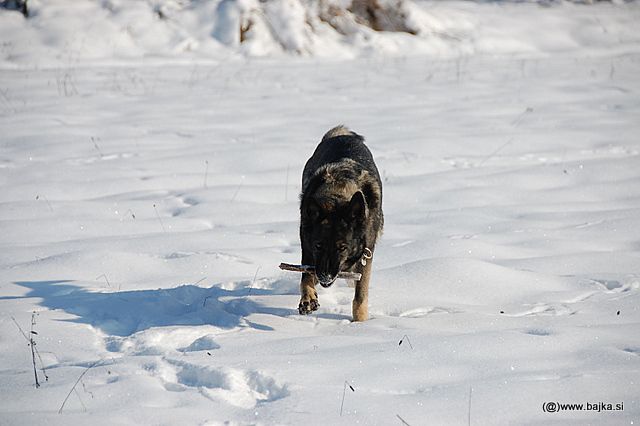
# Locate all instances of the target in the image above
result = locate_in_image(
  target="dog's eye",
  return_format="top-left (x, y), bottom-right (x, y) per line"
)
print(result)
top-left (338, 244), bottom-right (348, 252)
top-left (314, 243), bottom-right (323, 250)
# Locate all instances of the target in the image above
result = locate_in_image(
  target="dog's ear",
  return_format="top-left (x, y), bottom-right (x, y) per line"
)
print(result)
top-left (349, 191), bottom-right (367, 222)
top-left (304, 198), bottom-right (322, 222)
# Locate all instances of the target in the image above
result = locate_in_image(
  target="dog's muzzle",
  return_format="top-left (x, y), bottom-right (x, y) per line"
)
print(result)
top-left (318, 274), bottom-right (337, 288)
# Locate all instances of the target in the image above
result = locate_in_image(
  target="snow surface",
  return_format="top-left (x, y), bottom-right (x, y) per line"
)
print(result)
top-left (1, 1), bottom-right (640, 425)
top-left (2, 0), bottom-right (640, 64)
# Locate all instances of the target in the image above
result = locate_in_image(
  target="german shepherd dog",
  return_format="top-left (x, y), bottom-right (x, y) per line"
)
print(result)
top-left (298, 126), bottom-right (383, 321)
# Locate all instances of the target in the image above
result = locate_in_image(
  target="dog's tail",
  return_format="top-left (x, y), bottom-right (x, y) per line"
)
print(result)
top-left (322, 125), bottom-right (356, 142)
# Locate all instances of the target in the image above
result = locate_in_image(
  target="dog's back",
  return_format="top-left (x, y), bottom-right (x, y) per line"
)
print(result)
top-left (302, 126), bottom-right (381, 195)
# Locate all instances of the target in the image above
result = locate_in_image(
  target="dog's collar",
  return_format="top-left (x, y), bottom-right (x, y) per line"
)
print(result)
top-left (360, 247), bottom-right (373, 266)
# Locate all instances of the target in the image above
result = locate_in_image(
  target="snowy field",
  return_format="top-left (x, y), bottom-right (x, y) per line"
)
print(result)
top-left (1, 1), bottom-right (640, 425)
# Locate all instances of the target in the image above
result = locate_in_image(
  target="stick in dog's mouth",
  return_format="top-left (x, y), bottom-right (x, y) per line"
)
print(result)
top-left (279, 263), bottom-right (362, 281)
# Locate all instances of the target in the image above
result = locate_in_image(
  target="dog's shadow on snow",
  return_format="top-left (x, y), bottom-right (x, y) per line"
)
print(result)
top-left (5, 279), bottom-right (333, 336)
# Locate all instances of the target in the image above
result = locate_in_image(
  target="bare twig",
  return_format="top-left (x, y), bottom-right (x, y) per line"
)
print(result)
top-left (73, 388), bottom-right (87, 412)
top-left (153, 204), bottom-right (166, 232)
top-left (247, 266), bottom-right (261, 296)
top-left (478, 139), bottom-right (513, 167)
top-left (231, 176), bottom-right (245, 202)
top-left (11, 316), bottom-right (29, 341)
top-left (90, 137), bottom-right (103, 158)
top-left (82, 381), bottom-right (95, 399)
top-left (58, 360), bottom-right (104, 414)
top-left (279, 263), bottom-right (362, 281)
top-left (340, 381), bottom-right (355, 416)
top-left (398, 334), bottom-right (413, 349)
top-left (510, 107), bottom-right (533, 127)
top-left (36, 195), bottom-right (54, 212)
top-left (11, 315), bottom-right (49, 385)
top-left (95, 274), bottom-right (111, 288)
top-left (204, 160), bottom-right (209, 188)
top-left (30, 313), bottom-right (40, 388)
top-left (397, 414), bottom-right (412, 426)
top-left (279, 263), bottom-right (315, 273)
top-left (34, 347), bottom-right (49, 383)
top-left (124, 209), bottom-right (136, 220)
top-left (468, 386), bottom-right (473, 426)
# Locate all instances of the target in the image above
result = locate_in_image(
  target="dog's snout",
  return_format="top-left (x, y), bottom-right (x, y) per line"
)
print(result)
top-left (318, 273), bottom-right (336, 288)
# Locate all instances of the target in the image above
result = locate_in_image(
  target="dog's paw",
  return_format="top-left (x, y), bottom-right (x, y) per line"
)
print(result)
top-left (298, 298), bottom-right (319, 315)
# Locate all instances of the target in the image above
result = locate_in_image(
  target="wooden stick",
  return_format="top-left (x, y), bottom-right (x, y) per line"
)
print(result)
top-left (279, 263), bottom-right (361, 281)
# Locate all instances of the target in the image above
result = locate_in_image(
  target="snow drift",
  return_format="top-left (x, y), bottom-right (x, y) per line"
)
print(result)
top-left (1, 0), bottom-right (639, 66)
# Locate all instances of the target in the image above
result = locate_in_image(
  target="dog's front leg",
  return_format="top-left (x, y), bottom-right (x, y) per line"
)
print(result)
top-left (353, 258), bottom-right (373, 321)
top-left (299, 272), bottom-right (319, 315)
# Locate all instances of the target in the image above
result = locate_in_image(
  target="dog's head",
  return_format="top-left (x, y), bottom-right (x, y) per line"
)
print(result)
top-left (302, 191), bottom-right (368, 287)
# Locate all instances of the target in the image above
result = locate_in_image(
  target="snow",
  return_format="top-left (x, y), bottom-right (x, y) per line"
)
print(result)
top-left (2, 0), bottom-right (640, 64)
top-left (1, 1), bottom-right (640, 425)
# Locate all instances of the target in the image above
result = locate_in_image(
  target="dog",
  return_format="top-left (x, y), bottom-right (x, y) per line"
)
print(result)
top-left (298, 126), bottom-right (383, 321)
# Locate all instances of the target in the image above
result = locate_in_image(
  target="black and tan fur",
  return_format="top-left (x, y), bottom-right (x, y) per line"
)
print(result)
top-left (298, 126), bottom-right (383, 321)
